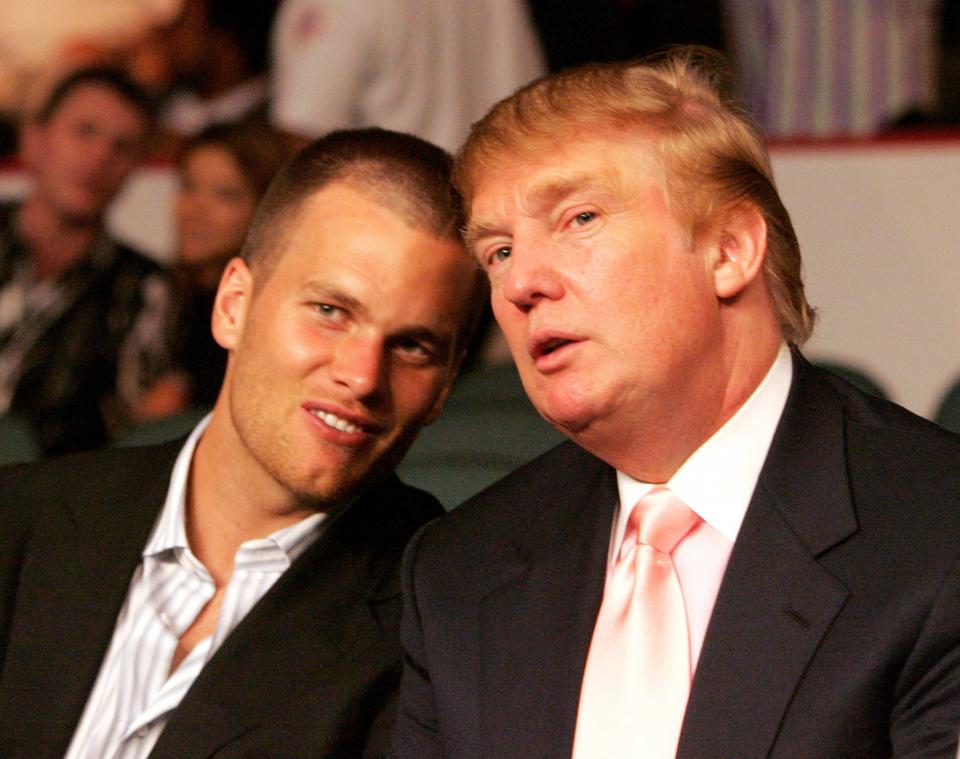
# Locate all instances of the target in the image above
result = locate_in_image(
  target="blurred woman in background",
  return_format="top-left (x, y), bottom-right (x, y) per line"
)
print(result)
top-left (136, 120), bottom-right (287, 420)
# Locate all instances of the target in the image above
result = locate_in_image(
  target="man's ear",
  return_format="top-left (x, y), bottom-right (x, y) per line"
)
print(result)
top-left (711, 203), bottom-right (768, 299)
top-left (211, 257), bottom-right (253, 350)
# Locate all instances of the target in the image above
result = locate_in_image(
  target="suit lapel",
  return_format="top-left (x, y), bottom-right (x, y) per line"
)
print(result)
top-left (679, 356), bottom-right (857, 759)
top-left (0, 441), bottom-right (181, 757)
top-left (478, 445), bottom-right (616, 759)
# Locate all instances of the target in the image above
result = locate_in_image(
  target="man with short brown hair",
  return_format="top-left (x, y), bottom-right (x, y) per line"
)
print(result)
top-left (0, 128), bottom-right (485, 759)
top-left (0, 65), bottom-right (168, 455)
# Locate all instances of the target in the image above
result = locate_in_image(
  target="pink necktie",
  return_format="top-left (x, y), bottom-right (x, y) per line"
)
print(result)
top-left (572, 487), bottom-right (701, 759)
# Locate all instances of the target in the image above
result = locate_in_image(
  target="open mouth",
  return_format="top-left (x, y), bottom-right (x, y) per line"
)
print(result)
top-left (310, 409), bottom-right (363, 434)
top-left (539, 337), bottom-right (573, 356)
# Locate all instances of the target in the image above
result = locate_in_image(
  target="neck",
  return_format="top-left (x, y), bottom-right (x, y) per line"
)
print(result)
top-left (582, 316), bottom-right (783, 484)
top-left (185, 405), bottom-right (318, 586)
top-left (18, 195), bottom-right (101, 280)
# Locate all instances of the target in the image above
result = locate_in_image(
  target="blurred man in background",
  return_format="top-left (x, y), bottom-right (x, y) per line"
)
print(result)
top-left (0, 65), bottom-right (169, 455)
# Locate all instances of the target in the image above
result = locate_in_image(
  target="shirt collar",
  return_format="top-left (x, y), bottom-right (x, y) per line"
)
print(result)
top-left (143, 414), bottom-right (326, 569)
top-left (616, 343), bottom-right (793, 543)
top-left (143, 414), bottom-right (211, 557)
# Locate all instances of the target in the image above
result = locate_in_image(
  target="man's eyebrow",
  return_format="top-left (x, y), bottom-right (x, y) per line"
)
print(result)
top-left (302, 281), bottom-right (369, 319)
top-left (395, 325), bottom-right (454, 352)
top-left (465, 172), bottom-right (615, 250)
top-left (464, 220), bottom-right (500, 252)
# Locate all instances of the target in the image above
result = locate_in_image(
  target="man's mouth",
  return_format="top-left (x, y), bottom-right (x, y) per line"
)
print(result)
top-left (310, 409), bottom-right (363, 434)
top-left (530, 333), bottom-right (578, 360)
top-left (539, 337), bottom-right (573, 356)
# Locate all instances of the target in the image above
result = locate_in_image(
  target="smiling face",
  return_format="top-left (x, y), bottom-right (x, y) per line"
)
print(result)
top-left (212, 180), bottom-right (477, 508)
top-left (176, 145), bottom-right (259, 270)
top-left (468, 132), bottom-right (730, 471)
top-left (23, 83), bottom-right (148, 224)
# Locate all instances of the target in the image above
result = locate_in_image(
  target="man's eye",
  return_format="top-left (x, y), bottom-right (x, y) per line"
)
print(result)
top-left (73, 122), bottom-right (98, 139)
top-left (393, 338), bottom-right (434, 364)
top-left (573, 211), bottom-right (596, 226)
top-left (492, 246), bottom-right (512, 263)
top-left (315, 303), bottom-right (345, 321)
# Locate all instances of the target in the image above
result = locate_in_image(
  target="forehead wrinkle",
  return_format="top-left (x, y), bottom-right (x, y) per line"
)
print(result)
top-left (468, 163), bottom-right (631, 240)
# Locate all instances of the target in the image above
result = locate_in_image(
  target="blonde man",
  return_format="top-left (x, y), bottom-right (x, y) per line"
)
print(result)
top-left (392, 49), bottom-right (960, 759)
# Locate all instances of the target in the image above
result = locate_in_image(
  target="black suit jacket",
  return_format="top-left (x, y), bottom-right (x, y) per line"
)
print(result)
top-left (392, 356), bottom-right (960, 758)
top-left (0, 438), bottom-right (443, 758)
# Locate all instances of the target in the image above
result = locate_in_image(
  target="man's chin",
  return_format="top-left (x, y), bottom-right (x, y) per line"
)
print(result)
top-left (288, 466), bottom-right (385, 512)
top-left (531, 387), bottom-right (596, 437)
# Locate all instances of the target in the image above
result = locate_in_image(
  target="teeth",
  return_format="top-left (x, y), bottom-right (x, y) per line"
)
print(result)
top-left (312, 410), bottom-right (361, 434)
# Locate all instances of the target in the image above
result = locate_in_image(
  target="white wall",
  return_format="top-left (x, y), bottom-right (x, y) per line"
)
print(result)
top-left (772, 140), bottom-right (960, 418)
top-left (2, 138), bottom-right (958, 419)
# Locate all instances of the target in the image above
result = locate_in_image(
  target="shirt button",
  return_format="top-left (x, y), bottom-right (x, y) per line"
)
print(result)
top-left (159, 611), bottom-right (172, 628)
top-left (136, 726), bottom-right (150, 739)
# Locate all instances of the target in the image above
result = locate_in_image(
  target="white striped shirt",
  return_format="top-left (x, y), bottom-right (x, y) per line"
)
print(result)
top-left (64, 417), bottom-right (325, 759)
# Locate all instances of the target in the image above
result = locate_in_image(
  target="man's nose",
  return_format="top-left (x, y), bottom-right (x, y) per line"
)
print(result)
top-left (330, 335), bottom-right (387, 400)
top-left (81, 137), bottom-right (121, 179)
top-left (501, 239), bottom-right (565, 311)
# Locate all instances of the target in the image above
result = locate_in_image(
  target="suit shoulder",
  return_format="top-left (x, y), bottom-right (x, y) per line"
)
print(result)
top-left (411, 440), bottom-right (608, 563)
top-left (344, 476), bottom-right (445, 558)
top-left (826, 374), bottom-right (960, 481)
top-left (379, 476), bottom-right (445, 529)
top-left (336, 477), bottom-right (444, 600)
top-left (0, 441), bottom-right (183, 526)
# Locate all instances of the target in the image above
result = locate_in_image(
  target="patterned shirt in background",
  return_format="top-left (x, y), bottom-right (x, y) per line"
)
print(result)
top-left (726, 0), bottom-right (938, 137)
top-left (0, 202), bottom-right (171, 455)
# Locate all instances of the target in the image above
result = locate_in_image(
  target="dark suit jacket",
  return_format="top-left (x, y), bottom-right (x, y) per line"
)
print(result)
top-left (0, 438), bottom-right (443, 758)
top-left (392, 356), bottom-right (960, 758)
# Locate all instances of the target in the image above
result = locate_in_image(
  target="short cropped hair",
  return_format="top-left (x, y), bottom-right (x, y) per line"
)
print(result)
top-left (456, 46), bottom-right (816, 346)
top-left (35, 65), bottom-right (155, 125)
top-left (243, 127), bottom-right (485, 352)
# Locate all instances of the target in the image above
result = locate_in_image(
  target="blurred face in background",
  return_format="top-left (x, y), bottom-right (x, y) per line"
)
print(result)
top-left (176, 143), bottom-right (258, 274)
top-left (23, 82), bottom-right (148, 224)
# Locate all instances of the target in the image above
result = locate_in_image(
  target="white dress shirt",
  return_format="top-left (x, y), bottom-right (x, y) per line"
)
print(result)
top-left (65, 416), bottom-right (325, 759)
top-left (613, 344), bottom-right (794, 669)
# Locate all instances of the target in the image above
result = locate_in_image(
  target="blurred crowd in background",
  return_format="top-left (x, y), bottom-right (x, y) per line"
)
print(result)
top-left (0, 0), bottom-right (958, 476)
top-left (1, 0), bottom-right (959, 159)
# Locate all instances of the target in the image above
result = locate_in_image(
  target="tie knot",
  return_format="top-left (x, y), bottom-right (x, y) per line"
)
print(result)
top-left (628, 487), bottom-right (699, 554)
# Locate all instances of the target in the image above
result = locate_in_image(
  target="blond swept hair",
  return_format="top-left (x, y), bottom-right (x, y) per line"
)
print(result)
top-left (455, 46), bottom-right (815, 345)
